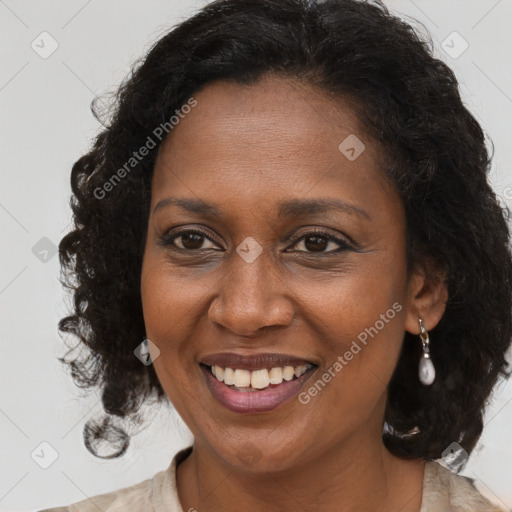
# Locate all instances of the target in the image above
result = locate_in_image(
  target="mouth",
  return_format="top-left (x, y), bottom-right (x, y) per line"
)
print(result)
top-left (199, 362), bottom-right (318, 413)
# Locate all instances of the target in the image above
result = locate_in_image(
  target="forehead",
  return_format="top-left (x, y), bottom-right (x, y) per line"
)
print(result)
top-left (151, 74), bottom-right (393, 217)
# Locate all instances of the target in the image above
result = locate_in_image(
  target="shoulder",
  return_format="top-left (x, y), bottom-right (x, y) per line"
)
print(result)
top-left (38, 472), bottom-right (163, 512)
top-left (421, 461), bottom-right (506, 512)
top-left (38, 446), bottom-right (193, 512)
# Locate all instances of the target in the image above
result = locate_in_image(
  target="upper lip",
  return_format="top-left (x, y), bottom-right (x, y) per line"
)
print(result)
top-left (200, 352), bottom-right (318, 371)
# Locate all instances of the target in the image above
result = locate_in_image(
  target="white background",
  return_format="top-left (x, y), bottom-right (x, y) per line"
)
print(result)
top-left (1, 1), bottom-right (511, 511)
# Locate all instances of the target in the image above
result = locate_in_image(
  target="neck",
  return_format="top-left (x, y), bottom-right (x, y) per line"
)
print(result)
top-left (176, 425), bottom-right (425, 512)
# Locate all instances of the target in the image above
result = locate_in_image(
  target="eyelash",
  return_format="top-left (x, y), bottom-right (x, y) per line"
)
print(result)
top-left (157, 227), bottom-right (354, 254)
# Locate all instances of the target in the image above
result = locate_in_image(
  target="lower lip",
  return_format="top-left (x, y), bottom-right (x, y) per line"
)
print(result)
top-left (200, 364), bottom-right (317, 413)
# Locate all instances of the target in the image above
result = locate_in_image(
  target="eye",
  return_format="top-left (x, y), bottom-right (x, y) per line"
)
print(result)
top-left (158, 227), bottom-right (353, 254)
top-left (288, 230), bottom-right (352, 254)
top-left (158, 229), bottom-right (221, 251)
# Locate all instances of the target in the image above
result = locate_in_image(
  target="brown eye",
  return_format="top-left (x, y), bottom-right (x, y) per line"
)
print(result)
top-left (177, 232), bottom-right (207, 250)
top-left (289, 231), bottom-right (351, 254)
top-left (158, 229), bottom-right (220, 251)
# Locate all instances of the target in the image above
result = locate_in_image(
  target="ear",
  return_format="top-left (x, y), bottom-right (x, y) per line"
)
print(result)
top-left (404, 257), bottom-right (448, 335)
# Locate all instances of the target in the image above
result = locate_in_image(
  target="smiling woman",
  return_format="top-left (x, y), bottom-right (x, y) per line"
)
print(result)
top-left (40, 0), bottom-right (512, 511)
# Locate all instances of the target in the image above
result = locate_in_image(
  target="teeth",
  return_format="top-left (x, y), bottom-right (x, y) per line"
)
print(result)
top-left (251, 369), bottom-right (270, 389)
top-left (213, 365), bottom-right (224, 382)
top-left (283, 366), bottom-right (295, 381)
top-left (294, 365), bottom-right (308, 378)
top-left (223, 367), bottom-right (235, 386)
top-left (268, 367), bottom-right (283, 384)
top-left (208, 363), bottom-right (313, 391)
top-left (233, 369), bottom-right (251, 388)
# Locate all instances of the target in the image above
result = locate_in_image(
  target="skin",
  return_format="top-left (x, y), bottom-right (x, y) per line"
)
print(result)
top-left (140, 74), bottom-right (448, 512)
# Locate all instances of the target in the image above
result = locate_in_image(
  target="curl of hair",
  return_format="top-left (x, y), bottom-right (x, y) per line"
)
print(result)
top-left (58, 0), bottom-right (512, 460)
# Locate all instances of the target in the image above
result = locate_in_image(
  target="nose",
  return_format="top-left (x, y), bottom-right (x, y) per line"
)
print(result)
top-left (207, 247), bottom-right (295, 337)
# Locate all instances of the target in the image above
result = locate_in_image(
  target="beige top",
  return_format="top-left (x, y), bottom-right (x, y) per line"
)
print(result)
top-left (40, 446), bottom-right (505, 512)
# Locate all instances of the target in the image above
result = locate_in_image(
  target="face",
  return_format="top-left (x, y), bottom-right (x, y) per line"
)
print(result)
top-left (141, 74), bottom-right (412, 472)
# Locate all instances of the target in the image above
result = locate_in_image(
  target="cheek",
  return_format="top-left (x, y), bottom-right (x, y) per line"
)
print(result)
top-left (140, 267), bottom-right (192, 414)
top-left (306, 250), bottom-right (406, 343)
top-left (300, 250), bottom-right (407, 407)
top-left (141, 263), bottom-right (173, 339)
top-left (308, 284), bottom-right (405, 384)
top-left (140, 253), bottom-right (206, 341)
top-left (140, 260), bottom-right (186, 379)
top-left (140, 256), bottom-right (211, 403)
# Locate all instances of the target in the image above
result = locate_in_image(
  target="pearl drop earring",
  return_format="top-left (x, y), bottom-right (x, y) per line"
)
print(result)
top-left (418, 318), bottom-right (435, 385)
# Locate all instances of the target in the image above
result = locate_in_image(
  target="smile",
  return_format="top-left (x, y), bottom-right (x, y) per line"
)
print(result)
top-left (200, 362), bottom-right (317, 413)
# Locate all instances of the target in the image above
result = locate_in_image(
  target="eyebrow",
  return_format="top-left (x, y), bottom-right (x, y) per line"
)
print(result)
top-left (153, 197), bottom-right (371, 220)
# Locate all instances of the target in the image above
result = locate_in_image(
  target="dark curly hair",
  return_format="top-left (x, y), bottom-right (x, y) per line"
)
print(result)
top-left (58, 0), bottom-right (512, 460)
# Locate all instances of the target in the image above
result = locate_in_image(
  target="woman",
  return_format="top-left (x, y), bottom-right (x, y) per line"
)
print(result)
top-left (41, 0), bottom-right (512, 510)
